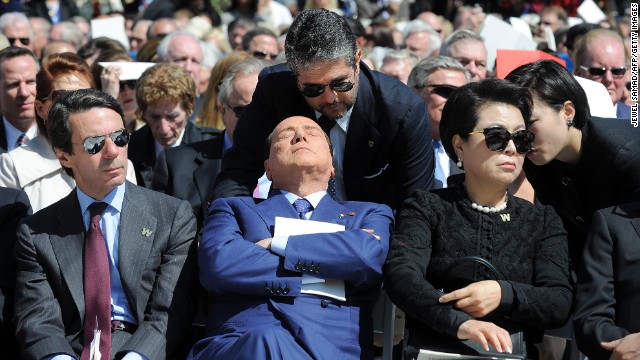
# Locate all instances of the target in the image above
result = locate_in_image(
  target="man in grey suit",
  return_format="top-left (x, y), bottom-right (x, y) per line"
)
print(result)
top-left (13, 89), bottom-right (198, 360)
top-left (408, 56), bottom-right (469, 188)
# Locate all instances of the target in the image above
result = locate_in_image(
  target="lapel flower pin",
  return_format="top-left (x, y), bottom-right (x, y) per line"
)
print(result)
top-left (338, 212), bottom-right (356, 218)
top-left (141, 228), bottom-right (153, 237)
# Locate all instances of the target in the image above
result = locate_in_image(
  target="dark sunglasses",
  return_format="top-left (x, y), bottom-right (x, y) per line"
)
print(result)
top-left (579, 65), bottom-right (627, 77)
top-left (418, 84), bottom-right (459, 99)
top-left (468, 127), bottom-right (535, 154)
top-left (299, 81), bottom-right (355, 98)
top-left (40, 89), bottom-right (69, 102)
top-left (252, 50), bottom-right (278, 59)
top-left (119, 80), bottom-right (137, 92)
top-left (81, 128), bottom-right (130, 155)
top-left (8, 37), bottom-right (30, 46)
top-left (226, 103), bottom-right (246, 118)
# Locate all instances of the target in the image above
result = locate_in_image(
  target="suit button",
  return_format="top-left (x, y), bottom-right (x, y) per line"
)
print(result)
top-left (320, 299), bottom-right (329, 308)
top-left (283, 287), bottom-right (290, 295)
top-left (576, 215), bottom-right (585, 223)
top-left (277, 286), bottom-right (283, 294)
top-left (308, 265), bottom-right (315, 272)
top-left (302, 263), bottom-right (308, 271)
top-left (265, 287), bottom-right (271, 294)
top-left (561, 177), bottom-right (571, 186)
top-left (294, 262), bottom-right (301, 270)
top-left (316, 264), bottom-right (321, 273)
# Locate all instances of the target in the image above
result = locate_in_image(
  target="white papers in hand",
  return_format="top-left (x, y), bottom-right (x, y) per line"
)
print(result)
top-left (274, 217), bottom-right (346, 301)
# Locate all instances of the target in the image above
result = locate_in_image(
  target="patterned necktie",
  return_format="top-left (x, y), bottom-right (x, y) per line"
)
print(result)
top-left (317, 115), bottom-right (336, 136)
top-left (293, 198), bottom-right (313, 219)
top-left (16, 133), bottom-right (28, 147)
top-left (81, 202), bottom-right (111, 360)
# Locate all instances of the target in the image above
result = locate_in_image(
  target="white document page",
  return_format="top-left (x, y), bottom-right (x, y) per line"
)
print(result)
top-left (274, 217), bottom-right (346, 301)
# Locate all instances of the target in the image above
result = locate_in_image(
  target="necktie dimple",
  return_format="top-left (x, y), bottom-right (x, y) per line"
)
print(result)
top-left (293, 198), bottom-right (312, 219)
top-left (317, 115), bottom-right (336, 136)
top-left (16, 133), bottom-right (28, 147)
top-left (81, 202), bottom-right (111, 360)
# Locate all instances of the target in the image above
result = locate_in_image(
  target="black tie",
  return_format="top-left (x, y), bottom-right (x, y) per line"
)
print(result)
top-left (317, 115), bottom-right (336, 136)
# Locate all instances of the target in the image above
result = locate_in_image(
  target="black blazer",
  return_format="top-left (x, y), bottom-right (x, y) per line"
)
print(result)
top-left (524, 117), bottom-right (640, 263)
top-left (574, 202), bottom-right (640, 359)
top-left (0, 187), bottom-right (31, 359)
top-left (0, 121), bottom-right (8, 155)
top-left (152, 133), bottom-right (225, 229)
top-left (211, 62), bottom-right (434, 210)
top-left (128, 122), bottom-right (219, 188)
top-left (24, 0), bottom-right (80, 23)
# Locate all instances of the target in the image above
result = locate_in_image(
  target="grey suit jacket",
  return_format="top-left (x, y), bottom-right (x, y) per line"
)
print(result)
top-left (13, 181), bottom-right (198, 360)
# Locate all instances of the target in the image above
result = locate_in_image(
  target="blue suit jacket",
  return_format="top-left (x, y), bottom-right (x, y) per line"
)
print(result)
top-left (193, 193), bottom-right (393, 359)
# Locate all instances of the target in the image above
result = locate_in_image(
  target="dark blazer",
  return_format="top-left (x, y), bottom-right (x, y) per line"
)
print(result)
top-left (24, 0), bottom-right (80, 23)
top-left (128, 123), bottom-right (219, 188)
top-left (574, 202), bottom-right (640, 359)
top-left (524, 117), bottom-right (640, 263)
top-left (191, 193), bottom-right (393, 359)
top-left (152, 133), bottom-right (225, 228)
top-left (0, 187), bottom-right (31, 359)
top-left (0, 121), bottom-right (8, 155)
top-left (211, 62), bottom-right (434, 210)
top-left (13, 182), bottom-right (198, 360)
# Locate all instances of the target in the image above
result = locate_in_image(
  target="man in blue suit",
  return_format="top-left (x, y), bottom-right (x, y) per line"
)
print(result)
top-left (211, 8), bottom-right (434, 210)
top-left (190, 116), bottom-right (394, 359)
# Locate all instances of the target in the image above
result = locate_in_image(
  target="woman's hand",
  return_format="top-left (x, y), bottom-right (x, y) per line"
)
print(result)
top-left (100, 65), bottom-right (122, 99)
top-left (601, 332), bottom-right (640, 360)
top-left (457, 319), bottom-right (512, 353)
top-left (439, 280), bottom-right (501, 318)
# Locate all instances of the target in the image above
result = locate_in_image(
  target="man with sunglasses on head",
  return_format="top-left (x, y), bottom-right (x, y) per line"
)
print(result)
top-left (408, 56), bottom-right (470, 189)
top-left (13, 89), bottom-right (199, 360)
top-left (574, 28), bottom-right (630, 119)
top-left (0, 12), bottom-right (34, 52)
top-left (0, 46), bottom-right (38, 155)
top-left (212, 8), bottom-right (434, 210)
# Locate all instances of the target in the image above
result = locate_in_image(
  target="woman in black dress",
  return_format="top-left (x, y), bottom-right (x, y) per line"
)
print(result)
top-left (384, 79), bottom-right (573, 358)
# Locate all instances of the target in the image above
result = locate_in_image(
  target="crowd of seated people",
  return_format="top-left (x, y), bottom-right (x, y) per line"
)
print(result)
top-left (0, 1), bottom-right (637, 359)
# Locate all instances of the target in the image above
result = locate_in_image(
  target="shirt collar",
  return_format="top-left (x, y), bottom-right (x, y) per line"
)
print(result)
top-left (223, 131), bottom-right (233, 153)
top-left (154, 127), bottom-right (186, 158)
top-left (3, 117), bottom-right (38, 147)
top-left (77, 182), bottom-right (126, 215)
top-left (315, 106), bottom-right (353, 133)
top-left (281, 190), bottom-right (327, 209)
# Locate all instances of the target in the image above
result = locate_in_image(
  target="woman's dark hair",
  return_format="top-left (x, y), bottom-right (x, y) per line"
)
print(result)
top-left (77, 37), bottom-right (127, 61)
top-left (506, 60), bottom-right (589, 129)
top-left (440, 78), bottom-right (532, 163)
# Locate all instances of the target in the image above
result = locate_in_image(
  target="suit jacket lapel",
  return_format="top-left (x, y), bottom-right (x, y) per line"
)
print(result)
top-left (117, 183), bottom-right (157, 317)
top-left (631, 217), bottom-right (640, 239)
top-left (49, 189), bottom-right (86, 315)
top-left (194, 135), bottom-right (224, 217)
top-left (248, 194), bottom-right (298, 234)
top-left (309, 195), bottom-right (348, 228)
top-left (343, 72), bottom-right (380, 199)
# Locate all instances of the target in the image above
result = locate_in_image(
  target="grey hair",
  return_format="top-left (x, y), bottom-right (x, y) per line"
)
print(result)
top-left (157, 30), bottom-right (202, 62)
top-left (201, 42), bottom-right (223, 69)
top-left (382, 49), bottom-right (420, 68)
top-left (0, 12), bottom-right (33, 39)
top-left (218, 58), bottom-right (270, 104)
top-left (285, 9), bottom-right (357, 74)
top-left (440, 29), bottom-right (485, 57)
top-left (52, 22), bottom-right (85, 48)
top-left (403, 19), bottom-right (442, 57)
top-left (407, 55), bottom-right (471, 89)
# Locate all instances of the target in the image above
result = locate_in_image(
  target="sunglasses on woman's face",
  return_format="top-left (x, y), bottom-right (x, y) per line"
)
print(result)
top-left (579, 65), bottom-right (627, 77)
top-left (468, 127), bottom-right (535, 154)
top-left (81, 128), bottom-right (130, 155)
top-left (119, 80), bottom-right (137, 92)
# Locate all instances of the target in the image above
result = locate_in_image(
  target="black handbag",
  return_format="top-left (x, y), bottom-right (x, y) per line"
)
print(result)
top-left (421, 256), bottom-right (529, 359)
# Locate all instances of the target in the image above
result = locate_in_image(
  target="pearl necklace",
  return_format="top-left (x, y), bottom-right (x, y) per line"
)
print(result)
top-left (471, 198), bottom-right (508, 214)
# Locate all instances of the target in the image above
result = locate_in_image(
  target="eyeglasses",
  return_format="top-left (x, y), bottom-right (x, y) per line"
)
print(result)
top-left (119, 80), bottom-right (137, 92)
top-left (81, 128), bottom-right (130, 155)
top-left (299, 80), bottom-right (355, 98)
top-left (225, 103), bottom-right (246, 118)
top-left (40, 89), bottom-right (69, 102)
top-left (579, 65), bottom-right (627, 77)
top-left (8, 37), bottom-right (30, 46)
top-left (252, 50), bottom-right (278, 60)
top-left (416, 84), bottom-right (459, 99)
top-left (468, 127), bottom-right (535, 154)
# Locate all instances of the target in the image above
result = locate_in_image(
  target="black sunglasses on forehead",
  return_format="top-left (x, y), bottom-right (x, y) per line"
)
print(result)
top-left (82, 128), bottom-right (130, 155)
top-left (468, 127), bottom-right (535, 154)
